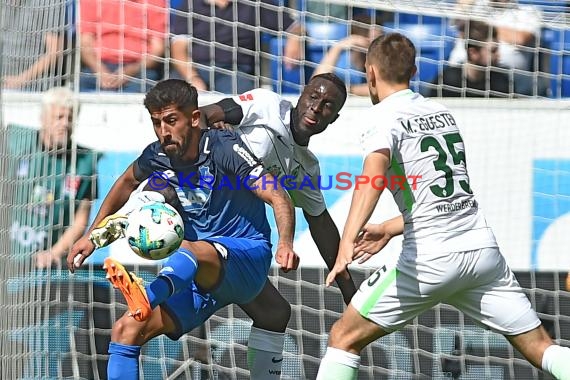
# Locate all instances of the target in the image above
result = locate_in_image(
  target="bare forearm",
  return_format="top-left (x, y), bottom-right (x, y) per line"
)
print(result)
top-left (146, 38), bottom-right (166, 68)
top-left (199, 104), bottom-right (226, 127)
top-left (342, 152), bottom-right (389, 243)
top-left (306, 210), bottom-right (340, 269)
top-left (342, 185), bottom-right (382, 243)
top-left (88, 165), bottom-right (140, 232)
top-left (50, 222), bottom-right (88, 257)
top-left (313, 45), bottom-right (343, 76)
top-left (15, 33), bottom-right (61, 82)
top-left (283, 22), bottom-right (303, 64)
top-left (89, 185), bottom-right (132, 233)
top-left (272, 192), bottom-right (295, 247)
top-left (349, 84), bottom-right (370, 96)
top-left (82, 51), bottom-right (105, 74)
top-left (171, 38), bottom-right (201, 81)
top-left (253, 176), bottom-right (295, 247)
top-left (384, 215), bottom-right (404, 236)
top-left (170, 59), bottom-right (198, 81)
top-left (49, 202), bottom-right (91, 257)
top-left (18, 48), bottom-right (60, 82)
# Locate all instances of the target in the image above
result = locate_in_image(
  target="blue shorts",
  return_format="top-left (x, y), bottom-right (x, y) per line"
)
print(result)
top-left (161, 236), bottom-right (272, 340)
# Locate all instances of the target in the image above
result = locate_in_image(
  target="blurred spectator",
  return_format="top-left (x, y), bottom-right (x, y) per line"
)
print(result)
top-left (312, 15), bottom-right (382, 96)
top-left (449, 0), bottom-right (542, 72)
top-left (427, 20), bottom-right (511, 98)
top-left (78, 0), bottom-right (167, 92)
top-left (1, 0), bottom-right (71, 91)
top-left (169, 0), bottom-right (302, 94)
top-left (304, 3), bottom-right (394, 25)
top-left (8, 87), bottom-right (99, 269)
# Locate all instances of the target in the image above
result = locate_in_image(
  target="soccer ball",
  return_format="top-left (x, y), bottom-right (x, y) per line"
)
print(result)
top-left (125, 201), bottom-right (184, 260)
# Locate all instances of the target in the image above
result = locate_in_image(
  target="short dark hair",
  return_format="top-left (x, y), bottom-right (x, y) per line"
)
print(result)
top-left (309, 72), bottom-right (348, 105)
top-left (144, 79), bottom-right (198, 113)
top-left (465, 20), bottom-right (497, 50)
top-left (367, 33), bottom-right (416, 84)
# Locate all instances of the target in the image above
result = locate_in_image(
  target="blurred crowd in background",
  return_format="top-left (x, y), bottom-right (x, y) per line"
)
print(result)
top-left (2, 0), bottom-right (570, 97)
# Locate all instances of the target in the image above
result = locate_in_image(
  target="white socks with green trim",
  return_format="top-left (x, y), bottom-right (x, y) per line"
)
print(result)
top-left (316, 347), bottom-right (360, 380)
top-left (247, 326), bottom-right (285, 379)
top-left (542, 344), bottom-right (570, 379)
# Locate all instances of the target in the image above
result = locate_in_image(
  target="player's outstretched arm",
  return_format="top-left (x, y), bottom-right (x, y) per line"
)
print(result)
top-left (304, 209), bottom-right (357, 304)
top-left (326, 149), bottom-right (390, 286)
top-left (67, 163), bottom-right (141, 273)
top-left (199, 99), bottom-right (243, 130)
top-left (251, 174), bottom-right (299, 272)
top-left (199, 103), bottom-right (227, 130)
top-left (353, 215), bottom-right (404, 264)
top-left (304, 209), bottom-right (341, 270)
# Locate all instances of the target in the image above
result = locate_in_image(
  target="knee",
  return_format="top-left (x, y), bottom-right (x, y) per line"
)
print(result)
top-left (327, 321), bottom-right (345, 348)
top-left (111, 315), bottom-right (144, 345)
top-left (327, 319), bottom-right (360, 352)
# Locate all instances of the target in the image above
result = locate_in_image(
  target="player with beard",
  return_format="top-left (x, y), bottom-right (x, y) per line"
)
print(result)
top-left (68, 79), bottom-right (298, 379)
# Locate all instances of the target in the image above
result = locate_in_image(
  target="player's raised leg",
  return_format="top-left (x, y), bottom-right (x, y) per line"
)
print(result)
top-left (104, 240), bottom-right (218, 318)
top-left (104, 240), bottom-right (222, 379)
top-left (104, 249), bottom-right (216, 379)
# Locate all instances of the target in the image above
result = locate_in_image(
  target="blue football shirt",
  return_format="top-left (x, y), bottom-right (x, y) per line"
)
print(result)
top-left (133, 129), bottom-right (271, 242)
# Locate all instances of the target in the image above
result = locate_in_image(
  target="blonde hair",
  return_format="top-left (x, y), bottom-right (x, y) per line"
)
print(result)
top-left (41, 86), bottom-right (77, 113)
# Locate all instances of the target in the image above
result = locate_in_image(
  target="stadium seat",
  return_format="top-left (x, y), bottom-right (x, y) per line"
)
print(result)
top-left (383, 22), bottom-right (456, 90)
top-left (393, 12), bottom-right (449, 25)
top-left (542, 28), bottom-right (570, 98)
top-left (305, 21), bottom-right (349, 42)
top-left (305, 22), bottom-right (350, 67)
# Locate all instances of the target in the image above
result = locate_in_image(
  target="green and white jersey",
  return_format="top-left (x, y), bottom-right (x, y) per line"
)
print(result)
top-left (7, 124), bottom-right (99, 258)
top-left (361, 89), bottom-right (497, 254)
top-left (229, 88), bottom-right (326, 217)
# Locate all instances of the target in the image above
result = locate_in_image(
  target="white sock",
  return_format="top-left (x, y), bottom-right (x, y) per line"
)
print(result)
top-left (316, 347), bottom-right (360, 380)
top-left (542, 344), bottom-right (570, 379)
top-left (247, 326), bottom-right (285, 380)
top-left (117, 190), bottom-right (165, 216)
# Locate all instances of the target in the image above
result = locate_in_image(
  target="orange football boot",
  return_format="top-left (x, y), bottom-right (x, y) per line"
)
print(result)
top-left (103, 257), bottom-right (151, 321)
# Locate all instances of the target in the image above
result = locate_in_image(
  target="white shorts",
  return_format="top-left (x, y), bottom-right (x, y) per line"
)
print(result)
top-left (351, 247), bottom-right (541, 335)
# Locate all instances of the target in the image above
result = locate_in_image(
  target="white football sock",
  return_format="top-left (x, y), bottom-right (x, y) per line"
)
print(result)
top-left (316, 347), bottom-right (360, 380)
top-left (542, 344), bottom-right (570, 379)
top-left (247, 326), bottom-right (285, 380)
